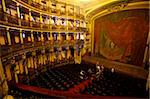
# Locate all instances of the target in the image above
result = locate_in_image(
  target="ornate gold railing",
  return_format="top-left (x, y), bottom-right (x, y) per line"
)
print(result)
top-left (0, 39), bottom-right (82, 57)
top-left (0, 12), bottom-right (86, 32)
top-left (15, 0), bottom-right (84, 19)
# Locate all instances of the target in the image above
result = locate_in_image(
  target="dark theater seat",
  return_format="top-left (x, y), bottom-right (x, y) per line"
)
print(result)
top-left (9, 62), bottom-right (148, 98)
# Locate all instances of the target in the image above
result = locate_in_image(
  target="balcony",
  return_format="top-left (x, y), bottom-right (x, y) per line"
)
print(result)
top-left (59, 26), bottom-right (66, 30)
top-left (0, 38), bottom-right (83, 58)
top-left (42, 24), bottom-right (50, 29)
top-left (32, 21), bottom-right (41, 28)
top-left (0, 12), bottom-right (5, 21)
top-left (21, 19), bottom-right (30, 27)
top-left (2, 13), bottom-right (19, 25)
top-left (68, 26), bottom-right (74, 31)
top-left (30, 2), bottom-right (41, 9)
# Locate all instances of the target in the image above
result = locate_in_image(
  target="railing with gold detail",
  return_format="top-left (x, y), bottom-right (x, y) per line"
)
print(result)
top-left (21, 19), bottom-right (30, 27)
top-left (15, 0), bottom-right (84, 19)
top-left (0, 39), bottom-right (82, 58)
top-left (5, 13), bottom-right (19, 25)
top-left (0, 12), bottom-right (86, 32)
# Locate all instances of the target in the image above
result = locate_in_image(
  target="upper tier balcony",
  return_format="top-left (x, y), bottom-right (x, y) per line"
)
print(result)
top-left (0, 12), bottom-right (86, 32)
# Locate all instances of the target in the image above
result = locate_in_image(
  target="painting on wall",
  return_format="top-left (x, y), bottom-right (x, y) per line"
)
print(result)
top-left (94, 9), bottom-right (149, 66)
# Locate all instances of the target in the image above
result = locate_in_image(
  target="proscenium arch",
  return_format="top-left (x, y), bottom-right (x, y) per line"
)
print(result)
top-left (86, 1), bottom-right (149, 53)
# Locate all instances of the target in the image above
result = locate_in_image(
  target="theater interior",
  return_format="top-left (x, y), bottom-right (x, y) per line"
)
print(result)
top-left (0, 0), bottom-right (149, 98)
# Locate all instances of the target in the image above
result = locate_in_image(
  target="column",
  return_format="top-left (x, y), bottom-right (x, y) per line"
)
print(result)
top-left (5, 65), bottom-right (12, 81)
top-left (15, 62), bottom-right (20, 83)
top-left (30, 57), bottom-right (34, 68)
top-left (66, 5), bottom-right (69, 16)
top-left (40, 54), bottom-right (43, 65)
top-left (57, 17), bottom-right (60, 29)
top-left (66, 32), bottom-right (69, 41)
top-left (58, 47), bottom-right (62, 61)
top-left (66, 46), bottom-right (70, 59)
top-left (19, 60), bottom-right (23, 74)
top-left (43, 49), bottom-right (46, 65)
top-left (32, 51), bottom-right (36, 69)
top-left (49, 17), bottom-right (52, 29)
top-left (0, 57), bottom-right (8, 96)
top-left (74, 20), bottom-right (76, 28)
top-left (41, 49), bottom-right (45, 65)
top-left (27, 58), bottom-right (31, 68)
top-left (50, 32), bottom-right (53, 44)
top-left (74, 46), bottom-right (77, 62)
top-left (29, 10), bottom-right (32, 27)
top-left (22, 54), bottom-right (28, 74)
top-left (25, 64), bottom-right (28, 74)
top-left (6, 28), bottom-right (11, 45)
top-left (2, 0), bottom-right (7, 22)
top-left (40, 13), bottom-right (43, 28)
top-left (57, 32), bottom-right (61, 41)
top-left (74, 33), bottom-right (76, 41)
top-left (2, 0), bottom-right (6, 12)
top-left (31, 31), bottom-right (34, 42)
top-left (17, 3), bottom-right (21, 26)
top-left (34, 57), bottom-right (37, 69)
top-left (46, 0), bottom-right (51, 12)
top-left (20, 29), bottom-right (23, 44)
top-left (66, 19), bottom-right (69, 30)
top-left (57, 3), bottom-right (61, 15)
top-left (41, 32), bottom-right (44, 42)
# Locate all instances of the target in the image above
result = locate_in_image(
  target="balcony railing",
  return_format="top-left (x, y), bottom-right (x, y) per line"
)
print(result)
top-left (21, 19), bottom-right (30, 26)
top-left (0, 39), bottom-right (84, 57)
top-left (32, 21), bottom-right (41, 28)
top-left (42, 24), bottom-right (50, 29)
top-left (4, 13), bottom-right (19, 25)
top-left (0, 12), bottom-right (86, 32)
top-left (16, 0), bottom-right (84, 19)
top-left (0, 12), bottom-right (5, 21)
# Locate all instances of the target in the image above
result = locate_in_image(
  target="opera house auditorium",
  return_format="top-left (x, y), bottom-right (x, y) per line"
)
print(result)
top-left (0, 0), bottom-right (149, 98)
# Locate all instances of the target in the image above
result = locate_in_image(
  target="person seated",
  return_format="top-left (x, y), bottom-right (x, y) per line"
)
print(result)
top-left (111, 68), bottom-right (115, 73)
top-left (100, 65), bottom-right (104, 72)
top-left (80, 70), bottom-right (87, 80)
top-left (87, 68), bottom-right (92, 73)
top-left (80, 70), bottom-right (85, 75)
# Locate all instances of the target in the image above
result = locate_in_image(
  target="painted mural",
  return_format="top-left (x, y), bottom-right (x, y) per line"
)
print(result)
top-left (94, 9), bottom-right (149, 66)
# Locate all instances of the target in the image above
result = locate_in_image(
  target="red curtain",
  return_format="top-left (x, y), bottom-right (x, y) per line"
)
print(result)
top-left (94, 10), bottom-right (149, 66)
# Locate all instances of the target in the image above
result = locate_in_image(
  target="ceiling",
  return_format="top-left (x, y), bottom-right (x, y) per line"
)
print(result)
top-left (59, 0), bottom-right (101, 8)
top-left (58, 0), bottom-right (119, 14)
